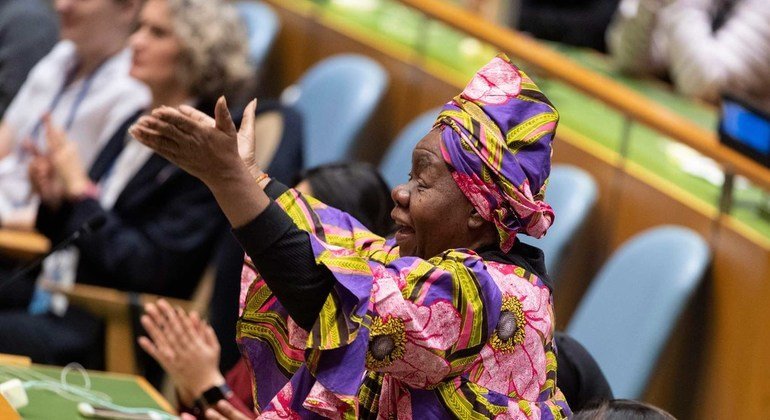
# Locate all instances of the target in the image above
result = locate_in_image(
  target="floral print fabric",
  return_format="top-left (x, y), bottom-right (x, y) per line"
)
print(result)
top-left (236, 190), bottom-right (571, 419)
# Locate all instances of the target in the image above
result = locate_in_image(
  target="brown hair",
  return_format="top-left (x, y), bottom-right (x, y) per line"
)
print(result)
top-left (573, 399), bottom-right (677, 420)
top-left (164, 0), bottom-right (253, 99)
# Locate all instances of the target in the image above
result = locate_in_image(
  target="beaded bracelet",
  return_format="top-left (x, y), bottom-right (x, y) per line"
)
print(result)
top-left (255, 172), bottom-right (269, 185)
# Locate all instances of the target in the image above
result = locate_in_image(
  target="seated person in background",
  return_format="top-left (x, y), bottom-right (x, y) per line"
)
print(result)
top-left (555, 332), bottom-right (614, 412)
top-left (139, 162), bottom-right (395, 419)
top-left (0, 0), bottom-right (150, 229)
top-left (573, 399), bottom-right (676, 419)
top-left (0, 0), bottom-right (252, 368)
top-left (607, 0), bottom-right (770, 113)
top-left (0, 0), bottom-right (58, 117)
top-left (516, 0), bottom-right (621, 52)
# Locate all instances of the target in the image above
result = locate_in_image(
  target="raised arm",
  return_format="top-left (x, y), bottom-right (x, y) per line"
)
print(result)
top-left (131, 99), bottom-right (395, 327)
top-left (130, 97), bottom-right (270, 229)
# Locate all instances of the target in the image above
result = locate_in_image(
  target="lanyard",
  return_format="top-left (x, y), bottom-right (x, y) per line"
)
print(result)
top-left (27, 60), bottom-right (106, 148)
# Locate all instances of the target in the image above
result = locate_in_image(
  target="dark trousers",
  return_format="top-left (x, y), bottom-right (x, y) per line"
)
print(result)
top-left (0, 270), bottom-right (105, 369)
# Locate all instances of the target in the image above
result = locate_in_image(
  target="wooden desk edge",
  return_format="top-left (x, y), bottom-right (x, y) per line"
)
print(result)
top-left (0, 229), bottom-right (50, 258)
top-left (0, 354), bottom-right (32, 366)
top-left (135, 376), bottom-right (176, 414)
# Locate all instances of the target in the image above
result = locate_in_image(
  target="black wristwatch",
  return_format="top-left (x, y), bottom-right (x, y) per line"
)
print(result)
top-left (195, 383), bottom-right (233, 410)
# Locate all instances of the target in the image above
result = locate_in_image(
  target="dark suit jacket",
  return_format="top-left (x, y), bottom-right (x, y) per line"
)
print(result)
top-left (35, 111), bottom-right (227, 299)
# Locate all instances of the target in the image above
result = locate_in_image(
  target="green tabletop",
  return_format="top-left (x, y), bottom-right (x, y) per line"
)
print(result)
top-left (0, 364), bottom-right (172, 420)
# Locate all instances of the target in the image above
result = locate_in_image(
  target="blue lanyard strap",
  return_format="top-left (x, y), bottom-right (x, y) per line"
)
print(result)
top-left (28, 60), bottom-right (105, 148)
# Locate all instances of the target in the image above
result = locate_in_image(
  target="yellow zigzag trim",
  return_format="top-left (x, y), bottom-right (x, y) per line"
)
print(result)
top-left (506, 112), bottom-right (558, 153)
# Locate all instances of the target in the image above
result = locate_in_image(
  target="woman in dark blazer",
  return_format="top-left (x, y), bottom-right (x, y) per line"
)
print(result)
top-left (0, 0), bottom-right (304, 368)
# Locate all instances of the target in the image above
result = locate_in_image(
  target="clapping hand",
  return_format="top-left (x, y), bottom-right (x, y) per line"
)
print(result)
top-left (204, 400), bottom-right (254, 420)
top-left (129, 97), bottom-right (262, 186)
top-left (176, 99), bottom-right (261, 178)
top-left (43, 115), bottom-right (91, 199)
top-left (28, 116), bottom-right (92, 208)
top-left (137, 299), bottom-right (225, 407)
top-left (28, 143), bottom-right (65, 209)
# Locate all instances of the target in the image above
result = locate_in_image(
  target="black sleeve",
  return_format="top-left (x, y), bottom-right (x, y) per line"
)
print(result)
top-left (36, 201), bottom-right (75, 244)
top-left (231, 180), bottom-right (335, 330)
top-left (554, 332), bottom-right (614, 411)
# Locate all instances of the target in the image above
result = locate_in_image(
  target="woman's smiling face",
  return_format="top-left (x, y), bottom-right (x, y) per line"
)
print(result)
top-left (390, 129), bottom-right (478, 259)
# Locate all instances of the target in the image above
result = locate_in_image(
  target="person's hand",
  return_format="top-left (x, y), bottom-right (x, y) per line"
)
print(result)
top-left (129, 97), bottom-right (256, 187)
top-left (43, 115), bottom-right (90, 200)
top-left (27, 143), bottom-right (65, 209)
top-left (137, 299), bottom-right (225, 407)
top-left (204, 400), bottom-right (255, 420)
top-left (178, 99), bottom-right (262, 178)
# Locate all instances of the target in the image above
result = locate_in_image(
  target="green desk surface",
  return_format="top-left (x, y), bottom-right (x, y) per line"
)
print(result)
top-left (0, 364), bottom-right (172, 420)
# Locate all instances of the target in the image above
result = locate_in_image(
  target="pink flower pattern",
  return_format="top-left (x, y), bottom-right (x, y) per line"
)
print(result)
top-left (303, 382), bottom-right (358, 419)
top-left (470, 262), bottom-right (553, 401)
top-left (452, 172), bottom-right (495, 219)
top-left (463, 56), bottom-right (523, 105)
top-left (367, 268), bottom-right (462, 389)
top-left (377, 374), bottom-right (414, 419)
top-left (260, 382), bottom-right (302, 420)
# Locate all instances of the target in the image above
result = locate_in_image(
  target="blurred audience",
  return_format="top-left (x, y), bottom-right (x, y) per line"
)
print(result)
top-left (138, 162), bottom-right (394, 419)
top-left (0, 0), bottom-right (58, 117)
top-left (516, 0), bottom-right (622, 52)
top-left (0, 0), bottom-right (252, 368)
top-left (0, 0), bottom-right (150, 229)
top-left (607, 0), bottom-right (770, 113)
top-left (574, 399), bottom-right (677, 419)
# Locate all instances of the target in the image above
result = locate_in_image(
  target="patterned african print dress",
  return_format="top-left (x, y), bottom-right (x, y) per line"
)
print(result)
top-left (235, 188), bottom-right (571, 419)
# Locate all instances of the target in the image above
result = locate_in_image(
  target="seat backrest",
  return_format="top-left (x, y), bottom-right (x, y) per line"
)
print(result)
top-left (235, 1), bottom-right (280, 68)
top-left (281, 54), bottom-right (388, 168)
top-left (379, 108), bottom-right (440, 188)
top-left (519, 165), bottom-right (598, 279)
top-left (566, 226), bottom-right (710, 398)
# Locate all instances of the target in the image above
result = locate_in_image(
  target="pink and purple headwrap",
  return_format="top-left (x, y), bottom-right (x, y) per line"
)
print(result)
top-left (437, 53), bottom-right (558, 252)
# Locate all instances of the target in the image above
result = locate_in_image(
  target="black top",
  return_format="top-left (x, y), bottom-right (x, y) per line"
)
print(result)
top-left (555, 332), bottom-right (614, 411)
top-left (232, 180), bottom-right (331, 330)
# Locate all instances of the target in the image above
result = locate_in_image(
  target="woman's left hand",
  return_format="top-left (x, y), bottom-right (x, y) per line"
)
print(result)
top-left (129, 97), bottom-right (250, 187)
top-left (43, 115), bottom-right (91, 200)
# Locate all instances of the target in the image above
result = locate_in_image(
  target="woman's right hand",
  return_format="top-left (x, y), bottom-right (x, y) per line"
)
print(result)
top-left (204, 401), bottom-right (255, 420)
top-left (43, 116), bottom-right (93, 201)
